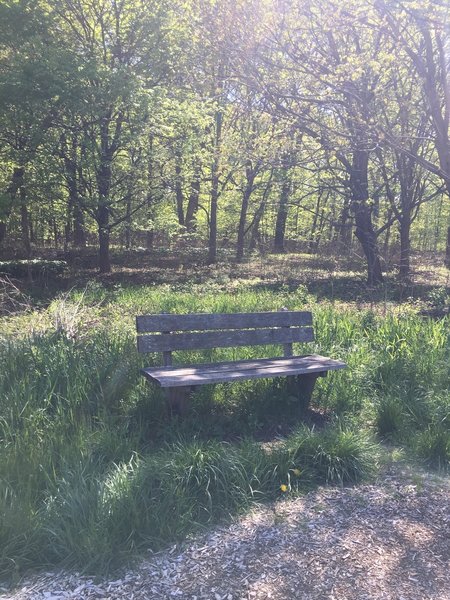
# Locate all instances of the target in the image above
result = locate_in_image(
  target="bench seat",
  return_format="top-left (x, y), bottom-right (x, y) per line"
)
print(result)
top-left (141, 353), bottom-right (346, 388)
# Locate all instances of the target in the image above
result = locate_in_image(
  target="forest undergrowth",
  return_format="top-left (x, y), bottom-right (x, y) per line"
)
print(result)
top-left (0, 255), bottom-right (449, 582)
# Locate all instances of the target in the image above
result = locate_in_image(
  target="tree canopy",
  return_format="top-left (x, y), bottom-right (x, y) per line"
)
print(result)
top-left (0, 0), bottom-right (449, 280)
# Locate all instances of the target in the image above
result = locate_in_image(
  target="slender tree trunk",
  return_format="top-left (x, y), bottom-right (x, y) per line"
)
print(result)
top-left (312, 209), bottom-right (326, 254)
top-left (98, 205), bottom-right (110, 273)
top-left (236, 161), bottom-right (256, 261)
top-left (61, 133), bottom-right (86, 248)
top-left (350, 150), bottom-right (383, 285)
top-left (2, 167), bottom-right (24, 254)
top-left (445, 226), bottom-right (450, 268)
top-left (146, 134), bottom-right (155, 251)
top-left (20, 205), bottom-right (31, 257)
top-left (383, 208), bottom-right (393, 258)
top-left (208, 109), bottom-right (223, 263)
top-left (97, 169), bottom-right (111, 272)
top-left (65, 195), bottom-right (72, 252)
top-left (175, 150), bottom-right (185, 226)
top-left (73, 203), bottom-right (86, 247)
top-left (208, 63), bottom-right (225, 264)
top-left (52, 217), bottom-right (59, 249)
top-left (146, 230), bottom-right (154, 250)
top-left (249, 205), bottom-right (264, 253)
top-left (308, 191), bottom-right (322, 253)
top-left (125, 194), bottom-right (132, 250)
top-left (249, 170), bottom-right (273, 253)
top-left (29, 218), bottom-right (36, 244)
top-left (96, 118), bottom-right (113, 273)
top-left (185, 165), bottom-right (201, 232)
top-left (274, 155), bottom-right (291, 253)
top-left (0, 222), bottom-right (6, 249)
top-left (399, 215), bottom-right (411, 279)
top-left (20, 183), bottom-right (32, 258)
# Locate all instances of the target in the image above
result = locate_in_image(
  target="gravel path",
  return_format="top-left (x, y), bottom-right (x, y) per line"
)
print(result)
top-left (3, 465), bottom-right (449, 600)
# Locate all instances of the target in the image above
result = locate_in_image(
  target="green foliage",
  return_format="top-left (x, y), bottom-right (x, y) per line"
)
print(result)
top-left (414, 426), bottom-right (450, 470)
top-left (285, 425), bottom-right (379, 485)
top-left (427, 287), bottom-right (449, 310)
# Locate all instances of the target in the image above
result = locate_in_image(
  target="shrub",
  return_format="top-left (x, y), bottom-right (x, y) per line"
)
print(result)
top-left (375, 396), bottom-right (405, 438)
top-left (285, 425), bottom-right (380, 485)
top-left (0, 259), bottom-right (67, 279)
top-left (414, 426), bottom-right (450, 470)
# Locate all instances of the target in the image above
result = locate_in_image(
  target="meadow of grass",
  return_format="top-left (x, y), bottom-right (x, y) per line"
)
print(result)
top-left (0, 263), bottom-right (449, 581)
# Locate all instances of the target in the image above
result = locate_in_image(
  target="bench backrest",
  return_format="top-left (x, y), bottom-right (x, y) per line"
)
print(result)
top-left (136, 311), bottom-right (314, 365)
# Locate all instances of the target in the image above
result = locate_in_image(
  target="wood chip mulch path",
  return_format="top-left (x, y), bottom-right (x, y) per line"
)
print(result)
top-left (3, 465), bottom-right (449, 600)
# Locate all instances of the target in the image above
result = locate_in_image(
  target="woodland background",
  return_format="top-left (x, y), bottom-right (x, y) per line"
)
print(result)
top-left (1, 0), bottom-right (450, 283)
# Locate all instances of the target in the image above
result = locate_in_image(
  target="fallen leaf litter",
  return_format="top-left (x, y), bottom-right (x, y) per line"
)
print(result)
top-left (3, 465), bottom-right (449, 600)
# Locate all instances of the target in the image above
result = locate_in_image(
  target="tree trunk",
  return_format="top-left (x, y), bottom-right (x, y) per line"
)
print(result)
top-left (208, 108), bottom-right (223, 263)
top-left (0, 222), bottom-right (6, 249)
top-left (208, 64), bottom-right (225, 264)
top-left (98, 205), bottom-right (110, 273)
top-left (125, 194), bottom-right (132, 250)
top-left (399, 215), bottom-right (411, 279)
top-left (350, 150), bottom-right (383, 285)
top-left (354, 209), bottom-right (383, 285)
top-left (4, 167), bottom-right (24, 254)
top-left (73, 202), bottom-right (86, 247)
top-left (96, 118), bottom-right (113, 273)
top-left (339, 196), bottom-right (352, 248)
top-left (146, 134), bottom-right (155, 251)
top-left (445, 226), bottom-right (450, 269)
top-left (146, 230), bottom-right (154, 250)
top-left (249, 170), bottom-right (273, 253)
top-left (249, 204), bottom-right (264, 253)
top-left (175, 150), bottom-right (185, 226)
top-left (20, 186), bottom-right (32, 258)
top-left (274, 156), bottom-right (291, 253)
top-left (97, 153), bottom-right (111, 270)
top-left (29, 218), bottom-right (36, 244)
top-left (185, 166), bottom-right (201, 232)
top-left (236, 161), bottom-right (256, 261)
top-left (52, 217), bottom-right (59, 249)
top-left (61, 133), bottom-right (86, 248)
top-left (64, 194), bottom-right (72, 252)
top-left (308, 192), bottom-right (322, 254)
top-left (383, 208), bottom-right (393, 258)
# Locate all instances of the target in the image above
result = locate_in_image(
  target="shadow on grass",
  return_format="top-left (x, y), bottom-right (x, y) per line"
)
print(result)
top-left (127, 378), bottom-right (332, 450)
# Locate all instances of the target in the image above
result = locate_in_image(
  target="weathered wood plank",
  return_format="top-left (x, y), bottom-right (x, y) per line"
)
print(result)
top-left (137, 326), bottom-right (315, 353)
top-left (141, 354), bottom-right (346, 387)
top-left (142, 354), bottom-right (337, 375)
top-left (136, 311), bottom-right (313, 333)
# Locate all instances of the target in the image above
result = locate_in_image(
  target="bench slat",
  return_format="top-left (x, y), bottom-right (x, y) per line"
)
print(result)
top-left (137, 326), bottom-right (314, 353)
top-left (142, 354), bottom-right (346, 387)
top-left (136, 311), bottom-right (312, 333)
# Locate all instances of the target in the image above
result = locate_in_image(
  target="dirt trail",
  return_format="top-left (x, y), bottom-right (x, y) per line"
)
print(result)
top-left (3, 465), bottom-right (449, 600)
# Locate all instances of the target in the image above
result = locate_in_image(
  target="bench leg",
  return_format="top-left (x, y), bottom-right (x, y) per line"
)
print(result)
top-left (166, 386), bottom-right (195, 417)
top-left (290, 372), bottom-right (326, 412)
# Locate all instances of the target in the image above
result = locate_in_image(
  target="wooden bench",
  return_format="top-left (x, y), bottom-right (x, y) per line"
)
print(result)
top-left (136, 310), bottom-right (346, 415)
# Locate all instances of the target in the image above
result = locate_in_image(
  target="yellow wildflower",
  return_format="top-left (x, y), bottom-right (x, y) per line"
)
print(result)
top-left (280, 484), bottom-right (288, 492)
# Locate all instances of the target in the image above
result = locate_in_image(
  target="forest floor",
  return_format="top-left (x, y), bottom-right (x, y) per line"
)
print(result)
top-left (9, 248), bottom-right (450, 309)
top-left (4, 459), bottom-right (449, 600)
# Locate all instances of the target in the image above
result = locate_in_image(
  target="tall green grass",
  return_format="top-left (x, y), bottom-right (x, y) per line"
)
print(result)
top-left (0, 283), bottom-right (448, 579)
